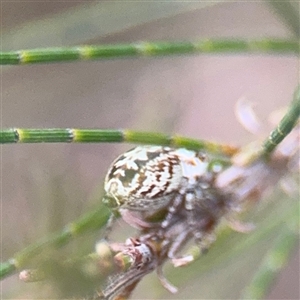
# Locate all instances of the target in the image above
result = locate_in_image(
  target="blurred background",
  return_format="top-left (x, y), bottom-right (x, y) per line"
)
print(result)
top-left (1, 1), bottom-right (299, 299)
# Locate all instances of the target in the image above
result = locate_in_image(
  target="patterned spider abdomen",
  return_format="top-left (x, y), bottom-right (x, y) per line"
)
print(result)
top-left (103, 146), bottom-right (208, 211)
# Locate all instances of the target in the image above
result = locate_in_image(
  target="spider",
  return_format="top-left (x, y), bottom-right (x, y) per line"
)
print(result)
top-left (102, 146), bottom-right (229, 261)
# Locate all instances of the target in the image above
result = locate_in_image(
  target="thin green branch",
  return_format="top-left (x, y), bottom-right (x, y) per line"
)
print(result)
top-left (262, 85), bottom-right (300, 155)
top-left (1, 39), bottom-right (298, 65)
top-left (0, 128), bottom-right (238, 157)
top-left (240, 214), bottom-right (299, 300)
top-left (268, 1), bottom-right (300, 38)
top-left (0, 205), bottom-right (110, 280)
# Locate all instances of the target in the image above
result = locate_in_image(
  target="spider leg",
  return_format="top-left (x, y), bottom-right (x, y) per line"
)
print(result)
top-left (184, 186), bottom-right (219, 255)
top-left (184, 191), bottom-right (204, 242)
top-left (103, 213), bottom-right (116, 240)
top-left (120, 209), bottom-right (161, 229)
top-left (168, 229), bottom-right (194, 267)
top-left (156, 265), bottom-right (178, 294)
top-left (168, 228), bottom-right (191, 258)
top-left (161, 191), bottom-right (185, 230)
top-left (226, 218), bottom-right (255, 233)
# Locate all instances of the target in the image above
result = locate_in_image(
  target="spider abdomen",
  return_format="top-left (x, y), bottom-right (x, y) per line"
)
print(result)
top-left (103, 146), bottom-right (208, 211)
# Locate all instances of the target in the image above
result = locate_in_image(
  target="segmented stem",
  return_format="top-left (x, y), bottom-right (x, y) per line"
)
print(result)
top-left (0, 205), bottom-right (110, 280)
top-left (1, 39), bottom-right (298, 65)
top-left (262, 85), bottom-right (300, 155)
top-left (0, 128), bottom-right (238, 156)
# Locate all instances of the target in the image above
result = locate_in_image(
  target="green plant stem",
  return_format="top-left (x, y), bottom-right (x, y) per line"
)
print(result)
top-left (240, 214), bottom-right (299, 300)
top-left (1, 39), bottom-right (298, 65)
top-left (268, 1), bottom-right (300, 37)
top-left (0, 205), bottom-right (110, 280)
top-left (0, 128), bottom-right (238, 157)
top-left (262, 85), bottom-right (300, 155)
